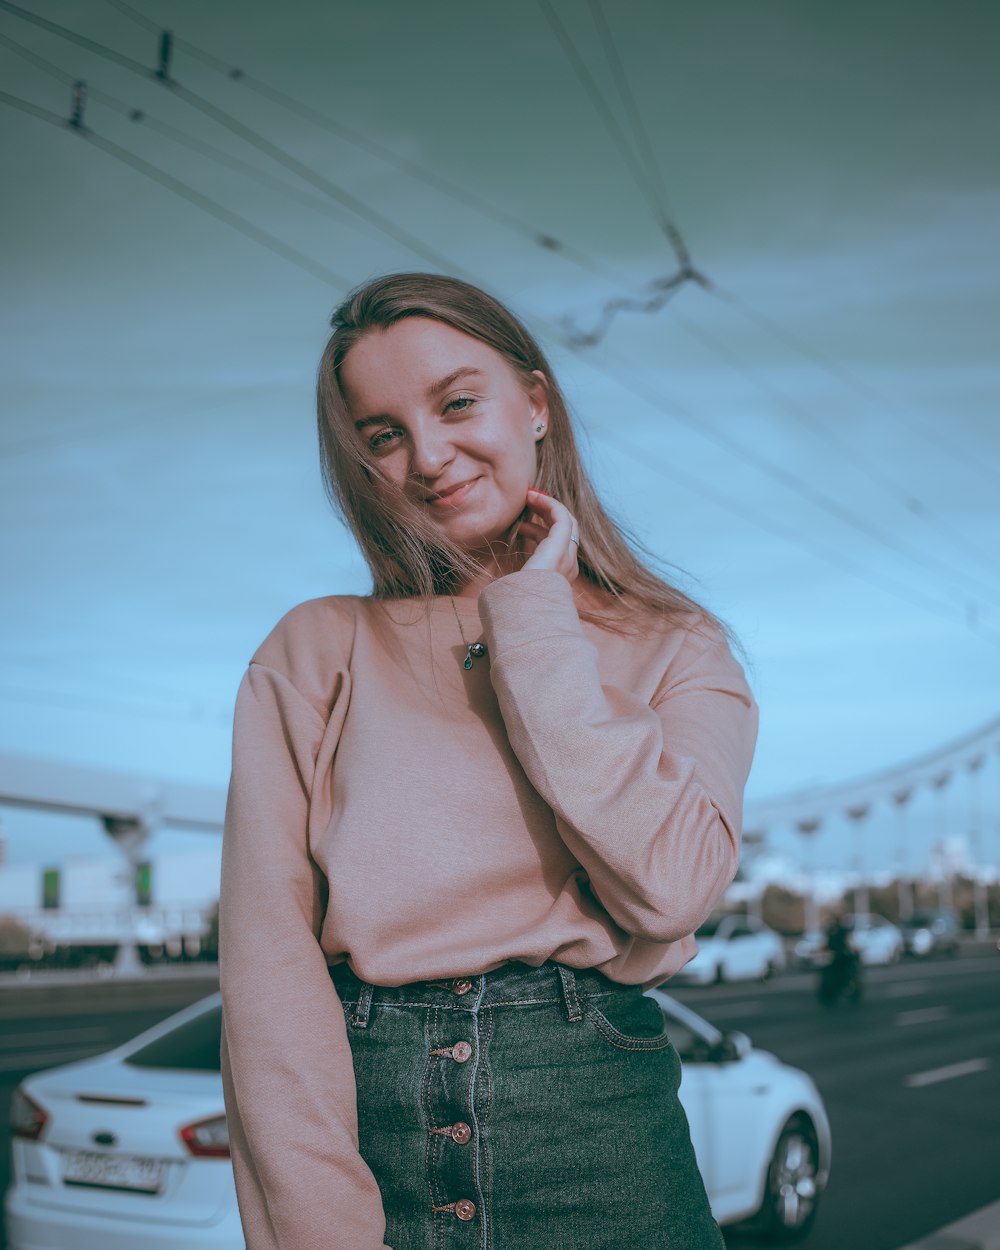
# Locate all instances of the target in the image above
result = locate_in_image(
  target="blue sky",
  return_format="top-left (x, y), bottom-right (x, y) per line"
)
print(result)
top-left (2, 0), bottom-right (999, 878)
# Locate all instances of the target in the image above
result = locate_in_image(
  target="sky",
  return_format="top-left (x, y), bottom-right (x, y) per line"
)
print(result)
top-left (1, 0), bottom-right (999, 881)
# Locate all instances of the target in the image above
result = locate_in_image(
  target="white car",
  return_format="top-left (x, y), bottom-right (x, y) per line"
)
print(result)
top-left (795, 913), bottom-right (903, 968)
top-left (844, 913), bottom-right (904, 965)
top-left (676, 913), bottom-right (787, 985)
top-left (6, 989), bottom-right (830, 1247)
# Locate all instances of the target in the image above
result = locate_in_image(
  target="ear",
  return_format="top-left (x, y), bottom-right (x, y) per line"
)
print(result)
top-left (528, 369), bottom-right (550, 442)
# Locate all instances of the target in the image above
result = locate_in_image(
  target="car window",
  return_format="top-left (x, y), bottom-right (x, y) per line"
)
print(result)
top-left (124, 1006), bottom-right (222, 1071)
top-left (696, 918), bottom-right (722, 938)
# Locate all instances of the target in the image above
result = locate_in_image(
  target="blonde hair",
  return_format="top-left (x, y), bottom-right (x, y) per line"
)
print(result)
top-left (316, 272), bottom-right (731, 641)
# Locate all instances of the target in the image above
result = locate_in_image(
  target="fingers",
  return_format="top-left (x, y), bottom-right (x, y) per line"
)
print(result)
top-left (520, 489), bottom-right (579, 582)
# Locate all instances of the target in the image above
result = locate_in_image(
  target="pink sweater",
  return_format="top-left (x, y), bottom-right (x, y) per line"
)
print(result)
top-left (218, 569), bottom-right (758, 1249)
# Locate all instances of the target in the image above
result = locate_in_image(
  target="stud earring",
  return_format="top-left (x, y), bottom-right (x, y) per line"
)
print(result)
top-left (536, 424), bottom-right (544, 433)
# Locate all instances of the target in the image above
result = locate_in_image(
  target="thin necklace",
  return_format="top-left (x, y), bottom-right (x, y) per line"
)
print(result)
top-left (449, 596), bottom-right (487, 669)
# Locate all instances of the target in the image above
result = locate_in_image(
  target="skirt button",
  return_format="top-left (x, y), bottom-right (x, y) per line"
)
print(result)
top-left (451, 1121), bottom-right (472, 1144)
top-left (455, 1198), bottom-right (476, 1221)
top-left (451, 978), bottom-right (473, 994)
top-left (451, 1041), bottom-right (472, 1062)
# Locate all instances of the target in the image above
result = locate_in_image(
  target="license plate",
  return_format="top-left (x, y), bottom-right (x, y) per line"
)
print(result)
top-left (63, 1149), bottom-right (164, 1193)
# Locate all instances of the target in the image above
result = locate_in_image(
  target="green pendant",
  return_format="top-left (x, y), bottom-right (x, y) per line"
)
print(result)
top-left (463, 655), bottom-right (474, 670)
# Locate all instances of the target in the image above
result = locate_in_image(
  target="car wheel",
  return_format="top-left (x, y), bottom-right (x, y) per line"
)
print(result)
top-left (760, 959), bottom-right (777, 982)
top-left (714, 961), bottom-right (726, 985)
top-left (750, 1114), bottom-right (821, 1242)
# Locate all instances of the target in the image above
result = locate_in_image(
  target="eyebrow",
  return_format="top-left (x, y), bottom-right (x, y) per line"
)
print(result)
top-left (353, 367), bottom-right (486, 431)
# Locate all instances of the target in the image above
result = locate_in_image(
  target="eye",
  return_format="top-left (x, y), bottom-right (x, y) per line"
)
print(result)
top-left (368, 427), bottom-right (402, 453)
top-left (445, 395), bottom-right (476, 413)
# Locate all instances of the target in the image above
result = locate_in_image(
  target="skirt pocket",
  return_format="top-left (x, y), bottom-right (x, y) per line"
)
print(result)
top-left (582, 986), bottom-right (675, 1051)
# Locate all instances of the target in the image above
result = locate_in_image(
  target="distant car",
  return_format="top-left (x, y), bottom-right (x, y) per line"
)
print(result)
top-left (841, 914), bottom-right (904, 966)
top-left (795, 913), bottom-right (903, 968)
top-left (900, 908), bottom-right (961, 958)
top-left (676, 913), bottom-right (787, 985)
top-left (6, 989), bottom-right (830, 1246)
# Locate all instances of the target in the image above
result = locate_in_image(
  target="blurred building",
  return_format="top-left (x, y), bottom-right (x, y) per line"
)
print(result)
top-left (0, 847), bottom-right (220, 963)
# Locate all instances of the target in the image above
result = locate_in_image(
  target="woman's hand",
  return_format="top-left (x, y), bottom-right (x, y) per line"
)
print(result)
top-left (517, 489), bottom-right (580, 584)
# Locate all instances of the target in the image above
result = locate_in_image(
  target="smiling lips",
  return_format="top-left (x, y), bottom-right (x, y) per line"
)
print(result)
top-left (424, 478), bottom-right (479, 507)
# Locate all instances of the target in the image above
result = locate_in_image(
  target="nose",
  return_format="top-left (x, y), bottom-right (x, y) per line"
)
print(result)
top-left (408, 421), bottom-right (455, 483)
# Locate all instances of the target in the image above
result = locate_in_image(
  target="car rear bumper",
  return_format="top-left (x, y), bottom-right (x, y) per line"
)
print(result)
top-left (5, 1185), bottom-right (245, 1250)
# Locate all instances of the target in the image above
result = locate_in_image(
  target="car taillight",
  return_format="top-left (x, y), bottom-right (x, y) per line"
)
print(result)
top-left (10, 1087), bottom-right (49, 1141)
top-left (178, 1113), bottom-right (230, 1158)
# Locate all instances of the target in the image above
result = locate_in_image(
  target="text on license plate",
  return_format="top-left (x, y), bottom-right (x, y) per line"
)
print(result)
top-left (63, 1149), bottom-right (164, 1193)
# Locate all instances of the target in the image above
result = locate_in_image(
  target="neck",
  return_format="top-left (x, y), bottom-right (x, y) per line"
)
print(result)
top-left (451, 530), bottom-right (524, 597)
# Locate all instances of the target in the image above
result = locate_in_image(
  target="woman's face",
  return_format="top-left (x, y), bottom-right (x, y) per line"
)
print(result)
top-left (339, 317), bottom-right (548, 557)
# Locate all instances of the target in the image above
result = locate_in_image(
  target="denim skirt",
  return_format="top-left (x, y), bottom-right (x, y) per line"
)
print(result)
top-left (329, 957), bottom-right (726, 1250)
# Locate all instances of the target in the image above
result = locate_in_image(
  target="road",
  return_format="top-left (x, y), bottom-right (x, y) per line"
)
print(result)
top-left (0, 949), bottom-right (997, 1250)
top-left (673, 946), bottom-right (1000, 1249)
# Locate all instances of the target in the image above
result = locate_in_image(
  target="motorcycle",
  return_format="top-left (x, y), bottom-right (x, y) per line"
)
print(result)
top-left (815, 945), bottom-right (863, 1005)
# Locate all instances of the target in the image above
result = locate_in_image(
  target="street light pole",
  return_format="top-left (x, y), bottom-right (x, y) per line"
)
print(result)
top-left (892, 788), bottom-right (913, 923)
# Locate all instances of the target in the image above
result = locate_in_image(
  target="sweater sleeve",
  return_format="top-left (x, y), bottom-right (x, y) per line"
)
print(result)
top-left (218, 661), bottom-right (392, 1250)
top-left (479, 570), bottom-right (758, 943)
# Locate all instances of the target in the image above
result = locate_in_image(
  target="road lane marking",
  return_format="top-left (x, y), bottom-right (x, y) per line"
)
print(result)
top-left (885, 981), bottom-right (932, 997)
top-left (894, 1006), bottom-right (951, 1026)
top-left (892, 1196), bottom-right (1000, 1249)
top-left (904, 1058), bottom-right (989, 1088)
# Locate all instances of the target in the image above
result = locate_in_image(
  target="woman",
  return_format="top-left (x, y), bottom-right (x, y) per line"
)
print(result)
top-left (219, 272), bottom-right (758, 1250)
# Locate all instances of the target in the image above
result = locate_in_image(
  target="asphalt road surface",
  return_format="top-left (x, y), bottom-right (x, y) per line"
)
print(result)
top-left (1, 949), bottom-right (997, 1250)
top-left (675, 947), bottom-right (1000, 1249)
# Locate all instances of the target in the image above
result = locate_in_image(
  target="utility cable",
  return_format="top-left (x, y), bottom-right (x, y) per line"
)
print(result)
top-left (0, 0), bottom-right (468, 278)
top-left (0, 31), bottom-right (358, 227)
top-left (578, 334), bottom-right (1000, 619)
top-left (536, 0), bottom-right (695, 275)
top-left (707, 280), bottom-right (1000, 495)
top-left (2, 23), bottom-right (994, 634)
top-left (103, 0), bottom-right (628, 286)
top-left (101, 0), bottom-right (998, 570)
top-left (2, 87), bottom-right (990, 635)
top-left (0, 88), bottom-right (351, 289)
top-left (671, 310), bottom-right (1000, 604)
top-left (586, 0), bottom-right (690, 267)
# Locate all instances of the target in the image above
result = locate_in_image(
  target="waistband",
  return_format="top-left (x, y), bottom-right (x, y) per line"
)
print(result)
top-left (328, 957), bottom-right (629, 1028)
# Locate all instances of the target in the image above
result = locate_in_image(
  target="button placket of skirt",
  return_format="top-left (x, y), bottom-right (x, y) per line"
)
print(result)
top-left (426, 978), bottom-right (484, 1229)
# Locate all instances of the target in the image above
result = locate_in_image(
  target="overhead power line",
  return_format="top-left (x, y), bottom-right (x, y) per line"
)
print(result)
top-left (586, 0), bottom-right (689, 266)
top-left (0, 88), bottom-right (351, 288)
top-left (0, 31), bottom-right (359, 227)
top-left (0, 0), bottom-right (467, 278)
top-left (104, 1), bottom-right (1000, 524)
top-left (103, 0), bottom-right (628, 287)
top-left (671, 309), bottom-right (1000, 604)
top-left (3, 10), bottom-right (996, 636)
top-left (536, 0), bottom-right (692, 270)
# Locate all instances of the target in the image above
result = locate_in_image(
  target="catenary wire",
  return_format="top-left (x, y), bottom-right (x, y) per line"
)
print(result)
top-left (0, 89), bottom-right (351, 289)
top-left (535, 0), bottom-right (686, 266)
top-left (524, 3), bottom-right (1000, 595)
top-left (670, 310), bottom-right (1000, 603)
top-left (103, 0), bottom-right (998, 529)
top-left (586, 0), bottom-right (690, 267)
top-left (0, 31), bottom-right (361, 228)
top-left (0, 0), bottom-right (469, 279)
top-left (1, 79), bottom-right (991, 634)
top-left (2, 28), bottom-right (994, 634)
top-left (707, 280), bottom-right (1000, 494)
top-left (102, 0), bottom-right (629, 285)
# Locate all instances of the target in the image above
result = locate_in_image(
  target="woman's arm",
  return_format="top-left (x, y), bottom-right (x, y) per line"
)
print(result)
top-left (479, 570), bottom-right (758, 943)
top-left (219, 660), bottom-right (392, 1250)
